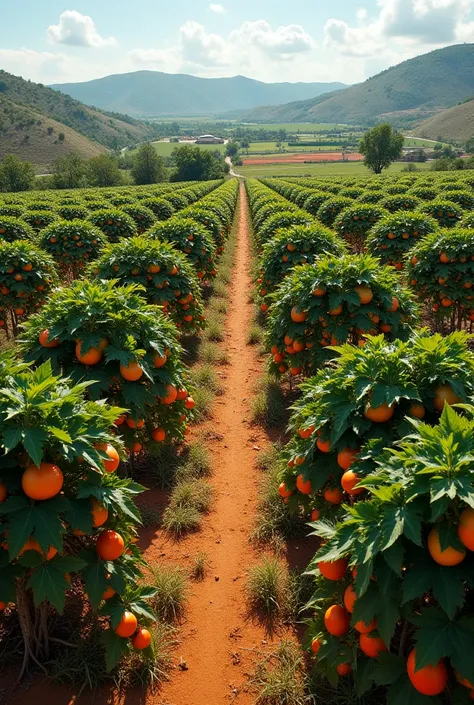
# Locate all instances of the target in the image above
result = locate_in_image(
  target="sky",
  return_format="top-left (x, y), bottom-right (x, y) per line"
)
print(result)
top-left (1, 1), bottom-right (474, 86)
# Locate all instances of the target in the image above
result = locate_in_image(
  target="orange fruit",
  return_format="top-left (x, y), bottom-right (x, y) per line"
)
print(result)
top-left (278, 483), bottom-right (293, 498)
top-left (132, 627), bottom-right (152, 649)
top-left (152, 428), bottom-right (166, 443)
top-left (19, 537), bottom-right (57, 560)
top-left (161, 384), bottom-right (178, 405)
top-left (407, 649), bottom-right (447, 696)
top-left (91, 499), bottom-right (108, 528)
top-left (364, 403), bottom-right (395, 423)
top-left (291, 307), bottom-right (307, 323)
top-left (341, 470), bottom-right (364, 496)
top-left (311, 637), bottom-right (321, 655)
top-left (102, 586), bottom-right (116, 600)
top-left (126, 418), bottom-right (145, 429)
top-left (115, 610), bottom-right (138, 638)
top-left (299, 425), bottom-right (315, 439)
top-left (318, 558), bottom-right (348, 581)
top-left (354, 285), bottom-right (373, 305)
top-left (457, 672), bottom-right (474, 689)
top-left (76, 340), bottom-right (107, 365)
top-left (458, 507), bottom-right (474, 551)
top-left (311, 508), bottom-right (320, 521)
top-left (387, 297), bottom-right (399, 312)
top-left (185, 396), bottom-right (195, 410)
top-left (427, 526), bottom-right (466, 566)
top-left (0, 483), bottom-right (7, 503)
top-left (433, 384), bottom-right (461, 412)
top-left (324, 487), bottom-right (343, 505)
top-left (316, 438), bottom-right (330, 453)
top-left (343, 584), bottom-right (357, 613)
top-left (22, 463), bottom-right (63, 500)
top-left (337, 448), bottom-right (359, 471)
top-left (359, 633), bottom-right (387, 658)
top-left (153, 353), bottom-right (167, 368)
top-left (97, 444), bottom-right (120, 473)
top-left (120, 360), bottom-right (144, 382)
top-left (337, 663), bottom-right (352, 676)
top-left (439, 253), bottom-right (450, 263)
top-left (39, 329), bottom-right (59, 348)
top-left (96, 530), bottom-right (125, 560)
top-left (176, 387), bottom-right (188, 401)
top-left (409, 403), bottom-right (425, 419)
top-left (329, 304), bottom-right (343, 316)
top-left (313, 287), bottom-right (326, 297)
top-left (324, 605), bottom-right (350, 636)
top-left (355, 618), bottom-right (377, 634)
top-left (296, 474), bottom-right (312, 495)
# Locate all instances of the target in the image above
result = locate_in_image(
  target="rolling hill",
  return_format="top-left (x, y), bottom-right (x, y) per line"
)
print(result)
top-left (51, 71), bottom-right (347, 117)
top-left (240, 44), bottom-right (474, 126)
top-left (413, 99), bottom-right (474, 143)
top-left (0, 70), bottom-right (157, 149)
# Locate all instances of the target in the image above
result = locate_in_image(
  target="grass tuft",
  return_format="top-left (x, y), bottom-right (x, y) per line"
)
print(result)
top-left (149, 565), bottom-right (189, 622)
top-left (246, 557), bottom-right (290, 618)
top-left (250, 640), bottom-right (308, 705)
top-left (169, 478), bottom-right (213, 514)
top-left (247, 325), bottom-right (265, 346)
top-left (204, 319), bottom-right (226, 343)
top-left (191, 386), bottom-right (215, 422)
top-left (250, 374), bottom-right (287, 428)
top-left (191, 364), bottom-right (224, 395)
top-left (190, 552), bottom-right (209, 581)
top-left (162, 504), bottom-right (202, 536)
top-left (199, 341), bottom-right (229, 365)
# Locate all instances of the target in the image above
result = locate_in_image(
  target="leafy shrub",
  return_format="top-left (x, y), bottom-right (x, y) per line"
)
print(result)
top-left (303, 192), bottom-right (333, 215)
top-left (88, 209), bottom-right (137, 242)
top-left (119, 204), bottom-right (156, 234)
top-left (257, 210), bottom-right (314, 248)
top-left (22, 210), bottom-right (57, 231)
top-left (148, 217), bottom-right (217, 279)
top-left (57, 205), bottom-right (89, 221)
top-left (39, 220), bottom-right (107, 278)
top-left (366, 211), bottom-right (438, 269)
top-left (379, 194), bottom-right (420, 213)
top-left (408, 185), bottom-right (438, 201)
top-left (418, 199), bottom-right (464, 228)
top-left (333, 205), bottom-right (388, 252)
top-left (141, 198), bottom-right (175, 221)
top-left (0, 216), bottom-right (35, 242)
top-left (180, 206), bottom-right (226, 252)
top-left (316, 197), bottom-right (354, 227)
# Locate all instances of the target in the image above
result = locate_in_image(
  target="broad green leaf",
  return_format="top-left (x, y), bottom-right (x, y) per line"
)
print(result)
top-left (27, 563), bottom-right (69, 613)
top-left (372, 652), bottom-right (406, 685)
top-left (101, 628), bottom-right (129, 672)
top-left (82, 560), bottom-right (108, 608)
top-left (387, 675), bottom-right (442, 705)
top-left (22, 428), bottom-right (48, 466)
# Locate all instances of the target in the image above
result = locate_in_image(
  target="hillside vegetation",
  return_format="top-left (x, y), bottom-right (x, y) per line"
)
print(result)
top-left (51, 71), bottom-right (347, 117)
top-left (241, 44), bottom-right (474, 126)
top-left (413, 98), bottom-right (474, 142)
top-left (0, 70), bottom-right (157, 149)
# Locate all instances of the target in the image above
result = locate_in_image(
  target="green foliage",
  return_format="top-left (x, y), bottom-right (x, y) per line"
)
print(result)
top-left (366, 212), bottom-right (438, 268)
top-left (148, 217), bottom-right (217, 278)
top-left (0, 154), bottom-right (35, 193)
top-left (39, 220), bottom-right (107, 278)
top-left (317, 197), bottom-right (354, 227)
top-left (379, 195), bottom-right (420, 213)
top-left (171, 145), bottom-right (227, 182)
top-left (131, 143), bottom-right (167, 185)
top-left (334, 205), bottom-right (388, 252)
top-left (21, 210), bottom-right (57, 232)
top-left (359, 124), bottom-right (404, 174)
top-left (0, 216), bottom-right (35, 242)
top-left (88, 208), bottom-right (137, 242)
top-left (118, 204), bottom-right (156, 234)
top-left (418, 200), bottom-right (464, 228)
top-left (141, 197), bottom-right (175, 221)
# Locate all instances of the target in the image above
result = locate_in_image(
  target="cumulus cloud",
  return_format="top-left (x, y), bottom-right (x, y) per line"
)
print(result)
top-left (230, 20), bottom-right (316, 58)
top-left (47, 10), bottom-right (116, 47)
top-left (210, 4), bottom-right (225, 13)
top-left (179, 20), bottom-right (229, 66)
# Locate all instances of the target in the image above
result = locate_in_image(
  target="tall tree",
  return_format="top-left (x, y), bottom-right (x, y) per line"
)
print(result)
top-left (0, 154), bottom-right (35, 192)
top-left (171, 145), bottom-right (226, 182)
top-left (87, 154), bottom-right (124, 187)
top-left (359, 124), bottom-right (404, 174)
top-left (52, 153), bottom-right (86, 189)
top-left (131, 143), bottom-right (167, 185)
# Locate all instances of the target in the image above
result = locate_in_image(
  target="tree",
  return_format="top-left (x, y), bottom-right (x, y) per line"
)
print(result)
top-left (131, 143), bottom-right (167, 185)
top-left (87, 154), bottom-right (124, 187)
top-left (225, 141), bottom-right (239, 159)
top-left (464, 137), bottom-right (474, 154)
top-left (0, 155), bottom-right (35, 192)
top-left (359, 123), bottom-right (404, 174)
top-left (52, 153), bottom-right (86, 189)
top-left (170, 145), bottom-right (226, 182)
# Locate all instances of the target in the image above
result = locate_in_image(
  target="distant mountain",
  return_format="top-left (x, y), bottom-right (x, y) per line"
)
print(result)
top-left (51, 71), bottom-right (348, 117)
top-left (0, 70), bottom-right (157, 150)
top-left (240, 44), bottom-right (474, 126)
top-left (413, 99), bottom-right (474, 143)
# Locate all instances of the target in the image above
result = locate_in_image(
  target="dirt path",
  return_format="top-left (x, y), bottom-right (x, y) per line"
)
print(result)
top-left (147, 182), bottom-right (278, 705)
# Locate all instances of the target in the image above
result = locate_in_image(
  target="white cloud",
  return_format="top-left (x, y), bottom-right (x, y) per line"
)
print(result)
top-left (179, 20), bottom-right (229, 66)
top-left (357, 8), bottom-right (368, 21)
top-left (0, 49), bottom-right (72, 82)
top-left (210, 4), bottom-right (225, 13)
top-left (230, 20), bottom-right (316, 58)
top-left (47, 10), bottom-right (116, 48)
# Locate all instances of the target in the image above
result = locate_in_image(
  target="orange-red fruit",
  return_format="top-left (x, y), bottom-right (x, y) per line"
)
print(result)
top-left (20, 537), bottom-right (57, 560)
top-left (115, 611), bottom-right (138, 638)
top-left (0, 483), bottom-right (7, 503)
top-left (318, 558), bottom-right (348, 581)
top-left (291, 307), bottom-right (307, 323)
top-left (126, 417), bottom-right (144, 429)
top-left (458, 507), bottom-right (474, 551)
top-left (96, 530), bottom-right (125, 561)
top-left (324, 605), bottom-right (350, 637)
top-left (427, 526), bottom-right (466, 566)
top-left (311, 637), bottom-right (321, 655)
top-left (132, 627), bottom-right (152, 650)
top-left (407, 649), bottom-right (447, 696)
top-left (343, 584), bottom-right (357, 613)
top-left (433, 384), bottom-right (461, 412)
top-left (76, 340), bottom-right (106, 365)
top-left (176, 387), bottom-right (188, 401)
top-left (337, 663), bottom-right (352, 676)
top-left (359, 633), bottom-right (388, 658)
top-left (39, 329), bottom-right (59, 348)
top-left (185, 396), bottom-right (195, 410)
top-left (22, 463), bottom-right (63, 500)
top-left (102, 586), bottom-right (116, 600)
top-left (316, 438), bottom-right (330, 453)
top-left (341, 470), bottom-right (364, 496)
top-left (324, 487), bottom-right (343, 505)
top-left (355, 618), bottom-right (377, 634)
top-left (364, 403), bottom-right (395, 423)
top-left (153, 353), bottom-right (167, 368)
top-left (409, 403), bottom-right (425, 419)
top-left (296, 474), bottom-right (312, 495)
top-left (354, 285), bottom-right (373, 305)
top-left (278, 482), bottom-right (293, 499)
top-left (120, 360), bottom-right (144, 381)
top-left (311, 508), bottom-right (320, 521)
top-left (91, 499), bottom-right (108, 528)
top-left (299, 425), bottom-right (315, 439)
top-left (97, 443), bottom-right (120, 473)
top-left (152, 428), bottom-right (166, 443)
top-left (337, 448), bottom-right (359, 471)
top-left (162, 384), bottom-right (178, 405)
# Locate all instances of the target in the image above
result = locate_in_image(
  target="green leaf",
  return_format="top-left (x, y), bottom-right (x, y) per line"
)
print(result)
top-left (7, 505), bottom-right (36, 559)
top-left (101, 628), bottom-right (129, 672)
top-left (355, 657), bottom-right (377, 696)
top-left (387, 674), bottom-right (442, 705)
top-left (2, 428), bottom-right (23, 453)
top-left (0, 564), bottom-right (22, 602)
top-left (31, 501), bottom-right (65, 553)
top-left (372, 652), bottom-right (406, 685)
top-left (377, 598), bottom-right (400, 647)
top-left (411, 608), bottom-right (453, 669)
top-left (22, 428), bottom-right (48, 466)
top-left (50, 555), bottom-right (87, 573)
top-left (449, 617), bottom-right (474, 685)
top-left (384, 541), bottom-right (404, 575)
top-left (82, 559), bottom-right (108, 608)
top-left (27, 563), bottom-right (69, 613)
top-left (48, 427), bottom-right (72, 444)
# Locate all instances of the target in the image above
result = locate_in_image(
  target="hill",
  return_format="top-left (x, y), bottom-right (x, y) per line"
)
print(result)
top-left (413, 99), bottom-right (474, 143)
top-left (51, 71), bottom-right (347, 117)
top-left (240, 44), bottom-right (474, 126)
top-left (0, 96), bottom-right (106, 170)
top-left (0, 70), bottom-right (157, 149)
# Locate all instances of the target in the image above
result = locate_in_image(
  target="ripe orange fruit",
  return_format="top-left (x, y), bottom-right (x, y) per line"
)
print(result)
top-left (329, 304), bottom-right (343, 316)
top-left (433, 384), bottom-right (461, 412)
top-left (291, 307), bottom-right (307, 323)
top-left (19, 537), bottom-right (57, 560)
top-left (359, 633), bottom-right (387, 658)
top-left (152, 428), bottom-right (166, 442)
top-left (97, 443), bottom-right (120, 473)
top-left (341, 470), bottom-right (364, 496)
top-left (313, 286), bottom-right (326, 297)
top-left (278, 482), bottom-right (293, 499)
top-left (409, 403), bottom-right (425, 419)
top-left (296, 474), bottom-right (312, 495)
top-left (299, 425), bottom-right (315, 439)
top-left (120, 360), bottom-right (144, 381)
top-left (343, 584), bottom-right (357, 613)
top-left (153, 353), bottom-right (167, 368)
top-left (364, 403), bottom-right (395, 423)
top-left (354, 285), bottom-right (373, 305)
top-left (22, 463), bottom-right (63, 500)
top-left (316, 438), bottom-right (330, 453)
top-left (355, 618), bottom-right (377, 634)
top-left (102, 586), bottom-right (116, 600)
top-left (76, 340), bottom-right (107, 365)
top-left (96, 530), bottom-right (125, 561)
top-left (337, 663), bottom-right (352, 676)
top-left (318, 558), bottom-right (348, 581)
top-left (427, 526), bottom-right (466, 566)
top-left (324, 605), bottom-right (350, 636)
top-left (441, 297), bottom-right (452, 308)
top-left (407, 649), bottom-right (447, 696)
top-left (176, 387), bottom-right (188, 401)
top-left (39, 329), bottom-right (59, 348)
top-left (387, 297), bottom-right (399, 312)
top-left (311, 508), bottom-right (320, 521)
top-left (115, 610), bottom-right (138, 638)
top-left (324, 487), bottom-right (343, 505)
top-left (456, 672), bottom-right (474, 689)
top-left (161, 384), bottom-right (178, 405)
top-left (126, 418), bottom-right (144, 429)
top-left (0, 483), bottom-right (7, 503)
top-left (311, 637), bottom-right (321, 655)
top-left (91, 499), bottom-right (108, 528)
top-left (458, 507), bottom-right (474, 551)
top-left (185, 396), bottom-right (195, 410)
top-left (439, 253), bottom-right (450, 263)
top-left (337, 448), bottom-right (359, 471)
top-left (132, 627), bottom-right (152, 649)
top-left (0, 601), bottom-right (6, 610)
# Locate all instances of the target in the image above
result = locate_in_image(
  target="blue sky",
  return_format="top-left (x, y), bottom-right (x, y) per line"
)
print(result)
top-left (1, 1), bottom-right (473, 85)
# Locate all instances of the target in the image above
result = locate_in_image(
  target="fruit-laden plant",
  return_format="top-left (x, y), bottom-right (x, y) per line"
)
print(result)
top-left (147, 217), bottom-right (217, 280)
top-left (418, 200), bottom-right (464, 229)
top-left (39, 220), bottom-right (108, 280)
top-left (316, 197), bottom-right (354, 227)
top-left (166, 192), bottom-right (189, 211)
top-left (181, 206), bottom-right (226, 253)
top-left (266, 254), bottom-right (418, 377)
top-left (357, 191), bottom-right (385, 204)
top-left (406, 228), bottom-right (474, 332)
top-left (256, 210), bottom-right (314, 249)
top-left (118, 204), bottom-right (156, 234)
top-left (141, 197), bottom-right (175, 221)
top-left (258, 225), bottom-right (346, 307)
top-left (366, 212), bottom-right (438, 270)
top-left (88, 209), bottom-right (137, 242)
top-left (89, 237), bottom-right (205, 334)
top-left (333, 204), bottom-right (388, 253)
top-left (0, 216), bottom-right (35, 243)
top-left (21, 211), bottom-right (57, 232)
top-left (0, 354), bottom-right (156, 676)
top-left (379, 195), bottom-right (421, 213)
top-left (56, 205), bottom-right (89, 221)
top-left (340, 187), bottom-right (365, 200)
top-left (307, 405), bottom-right (474, 703)
top-left (20, 280), bottom-right (194, 454)
top-left (0, 240), bottom-right (58, 335)
top-left (303, 191), bottom-right (333, 215)
top-left (0, 205), bottom-right (23, 218)
top-left (439, 189), bottom-right (474, 210)
top-left (408, 185), bottom-right (438, 201)
top-left (460, 213), bottom-right (474, 230)
top-left (277, 331), bottom-right (474, 522)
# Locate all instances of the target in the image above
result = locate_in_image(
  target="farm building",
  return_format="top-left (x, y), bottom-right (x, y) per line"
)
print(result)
top-left (195, 134), bottom-right (224, 144)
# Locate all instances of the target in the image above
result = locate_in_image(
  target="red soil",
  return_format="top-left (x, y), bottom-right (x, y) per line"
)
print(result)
top-left (243, 152), bottom-right (363, 165)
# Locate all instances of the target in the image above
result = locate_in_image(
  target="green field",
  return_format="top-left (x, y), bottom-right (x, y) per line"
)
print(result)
top-left (240, 122), bottom-right (349, 132)
top-left (136, 141), bottom-right (227, 157)
top-left (404, 136), bottom-right (446, 148)
top-left (237, 161), bottom-right (431, 178)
